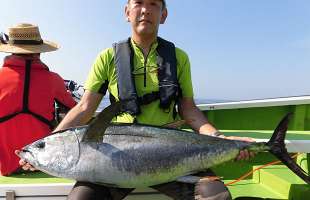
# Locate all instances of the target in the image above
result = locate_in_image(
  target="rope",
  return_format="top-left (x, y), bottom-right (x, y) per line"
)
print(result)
top-left (224, 153), bottom-right (300, 186)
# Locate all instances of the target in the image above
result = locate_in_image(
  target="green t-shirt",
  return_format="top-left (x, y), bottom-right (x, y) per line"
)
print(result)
top-left (84, 39), bottom-right (194, 126)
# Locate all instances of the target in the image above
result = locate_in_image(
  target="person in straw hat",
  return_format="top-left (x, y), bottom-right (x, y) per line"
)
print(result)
top-left (0, 23), bottom-right (76, 176)
top-left (19, 1), bottom-right (254, 199)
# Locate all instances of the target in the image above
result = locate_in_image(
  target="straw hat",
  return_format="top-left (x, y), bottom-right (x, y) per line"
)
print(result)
top-left (0, 23), bottom-right (59, 54)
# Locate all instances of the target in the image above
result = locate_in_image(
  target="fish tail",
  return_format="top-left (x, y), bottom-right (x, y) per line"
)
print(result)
top-left (267, 113), bottom-right (310, 184)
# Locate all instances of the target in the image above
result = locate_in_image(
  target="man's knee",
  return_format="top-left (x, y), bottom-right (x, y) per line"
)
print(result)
top-left (67, 182), bottom-right (113, 200)
top-left (195, 180), bottom-right (232, 200)
top-left (67, 182), bottom-right (134, 200)
top-left (67, 183), bottom-right (99, 200)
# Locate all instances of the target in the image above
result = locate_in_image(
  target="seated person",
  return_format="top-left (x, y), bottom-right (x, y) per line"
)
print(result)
top-left (0, 23), bottom-right (76, 175)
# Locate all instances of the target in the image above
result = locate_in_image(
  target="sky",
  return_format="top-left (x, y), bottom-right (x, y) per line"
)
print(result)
top-left (1, 0), bottom-right (310, 101)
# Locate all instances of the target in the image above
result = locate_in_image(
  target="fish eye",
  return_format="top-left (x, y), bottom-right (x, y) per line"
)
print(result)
top-left (35, 141), bottom-right (45, 149)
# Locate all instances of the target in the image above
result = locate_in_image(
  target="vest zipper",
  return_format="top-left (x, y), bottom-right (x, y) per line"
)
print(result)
top-left (143, 50), bottom-right (150, 87)
top-left (143, 58), bottom-right (147, 87)
top-left (136, 42), bottom-right (155, 88)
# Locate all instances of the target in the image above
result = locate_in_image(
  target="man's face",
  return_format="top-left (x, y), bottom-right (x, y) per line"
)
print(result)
top-left (125, 0), bottom-right (167, 37)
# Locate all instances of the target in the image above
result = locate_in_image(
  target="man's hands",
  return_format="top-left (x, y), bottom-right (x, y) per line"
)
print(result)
top-left (223, 136), bottom-right (256, 161)
top-left (15, 150), bottom-right (37, 171)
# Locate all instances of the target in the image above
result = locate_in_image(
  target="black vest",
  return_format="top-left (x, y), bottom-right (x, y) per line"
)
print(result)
top-left (112, 37), bottom-right (180, 115)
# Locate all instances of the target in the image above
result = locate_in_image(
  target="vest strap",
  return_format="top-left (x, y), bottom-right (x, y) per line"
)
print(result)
top-left (22, 60), bottom-right (31, 112)
top-left (137, 91), bottom-right (160, 105)
top-left (113, 38), bottom-right (140, 115)
top-left (0, 59), bottom-right (55, 129)
top-left (157, 37), bottom-right (179, 109)
top-left (0, 113), bottom-right (19, 123)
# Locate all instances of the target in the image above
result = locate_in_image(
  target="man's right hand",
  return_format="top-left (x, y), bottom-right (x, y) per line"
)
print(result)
top-left (223, 136), bottom-right (256, 161)
top-left (15, 150), bottom-right (37, 171)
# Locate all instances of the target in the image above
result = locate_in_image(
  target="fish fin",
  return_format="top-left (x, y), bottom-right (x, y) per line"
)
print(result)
top-left (163, 120), bottom-right (186, 129)
top-left (176, 175), bottom-right (221, 184)
top-left (163, 119), bottom-right (193, 129)
top-left (267, 113), bottom-right (310, 184)
top-left (96, 182), bottom-right (119, 188)
top-left (82, 102), bottom-right (122, 142)
top-left (176, 175), bottom-right (202, 184)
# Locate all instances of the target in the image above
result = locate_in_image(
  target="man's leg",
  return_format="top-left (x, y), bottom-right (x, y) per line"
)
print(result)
top-left (151, 170), bottom-right (232, 200)
top-left (67, 181), bottom-right (134, 200)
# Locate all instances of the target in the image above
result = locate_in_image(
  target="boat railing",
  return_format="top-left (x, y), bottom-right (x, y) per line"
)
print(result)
top-left (198, 95), bottom-right (310, 111)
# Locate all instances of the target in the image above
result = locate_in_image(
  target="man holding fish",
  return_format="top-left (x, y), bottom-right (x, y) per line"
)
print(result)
top-left (19, 0), bottom-right (254, 199)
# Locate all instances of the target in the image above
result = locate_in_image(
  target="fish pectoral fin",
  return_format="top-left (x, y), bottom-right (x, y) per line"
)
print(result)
top-left (163, 119), bottom-right (193, 129)
top-left (198, 176), bottom-right (222, 183)
top-left (82, 102), bottom-right (122, 142)
top-left (163, 120), bottom-right (186, 129)
top-left (176, 175), bottom-right (202, 184)
top-left (176, 175), bottom-right (222, 184)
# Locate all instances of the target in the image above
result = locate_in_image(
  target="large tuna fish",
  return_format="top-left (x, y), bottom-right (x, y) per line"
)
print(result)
top-left (18, 103), bottom-right (310, 188)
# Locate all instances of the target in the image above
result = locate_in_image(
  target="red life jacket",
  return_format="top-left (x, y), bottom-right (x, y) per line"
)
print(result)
top-left (0, 55), bottom-right (76, 175)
